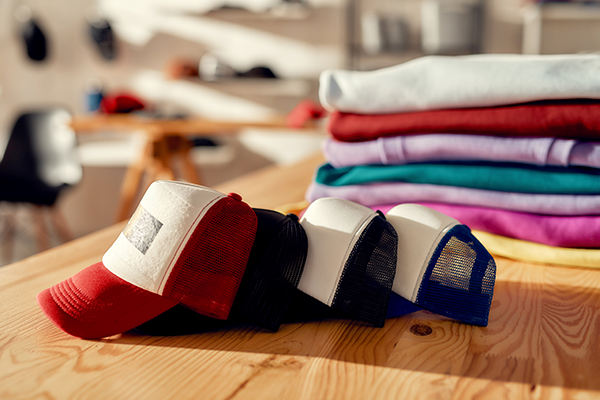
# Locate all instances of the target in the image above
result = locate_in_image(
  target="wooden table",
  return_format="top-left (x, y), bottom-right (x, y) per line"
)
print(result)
top-left (71, 114), bottom-right (308, 222)
top-left (1, 153), bottom-right (600, 399)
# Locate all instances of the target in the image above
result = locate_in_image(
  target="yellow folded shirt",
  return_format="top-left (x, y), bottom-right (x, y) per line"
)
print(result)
top-left (276, 200), bottom-right (309, 216)
top-left (472, 230), bottom-right (600, 270)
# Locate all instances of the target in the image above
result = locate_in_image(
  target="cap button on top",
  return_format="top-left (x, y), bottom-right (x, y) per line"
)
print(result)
top-left (228, 192), bottom-right (242, 202)
top-left (286, 213), bottom-right (299, 222)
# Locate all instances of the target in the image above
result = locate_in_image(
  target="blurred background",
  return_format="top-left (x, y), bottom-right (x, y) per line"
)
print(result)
top-left (1, 0), bottom-right (599, 265)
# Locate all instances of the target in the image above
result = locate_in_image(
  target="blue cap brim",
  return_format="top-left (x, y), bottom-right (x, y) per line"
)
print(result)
top-left (386, 292), bottom-right (422, 318)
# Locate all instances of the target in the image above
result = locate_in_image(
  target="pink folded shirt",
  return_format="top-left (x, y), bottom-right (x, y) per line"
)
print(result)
top-left (306, 181), bottom-right (600, 216)
top-left (323, 135), bottom-right (600, 169)
top-left (371, 202), bottom-right (600, 248)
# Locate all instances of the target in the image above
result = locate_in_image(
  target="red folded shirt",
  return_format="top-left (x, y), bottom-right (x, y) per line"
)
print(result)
top-left (328, 100), bottom-right (600, 142)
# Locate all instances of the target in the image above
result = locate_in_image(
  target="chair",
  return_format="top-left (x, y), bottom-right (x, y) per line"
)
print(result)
top-left (0, 108), bottom-right (82, 264)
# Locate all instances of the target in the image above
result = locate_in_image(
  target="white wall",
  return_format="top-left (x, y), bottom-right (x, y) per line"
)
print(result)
top-left (0, 0), bottom-right (530, 247)
top-left (0, 0), bottom-right (337, 243)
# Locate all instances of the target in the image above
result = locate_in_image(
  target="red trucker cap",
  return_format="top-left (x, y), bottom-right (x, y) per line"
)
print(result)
top-left (37, 181), bottom-right (257, 339)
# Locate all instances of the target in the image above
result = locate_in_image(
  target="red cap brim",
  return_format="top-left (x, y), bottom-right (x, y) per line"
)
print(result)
top-left (37, 262), bottom-right (179, 339)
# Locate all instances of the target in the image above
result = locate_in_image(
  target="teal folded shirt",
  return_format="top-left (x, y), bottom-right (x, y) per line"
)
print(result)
top-left (315, 163), bottom-right (600, 194)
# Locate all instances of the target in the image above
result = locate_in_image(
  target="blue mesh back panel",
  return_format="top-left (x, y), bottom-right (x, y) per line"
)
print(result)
top-left (415, 225), bottom-right (496, 326)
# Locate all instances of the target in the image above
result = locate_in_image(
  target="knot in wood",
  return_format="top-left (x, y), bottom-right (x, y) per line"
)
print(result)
top-left (410, 324), bottom-right (433, 336)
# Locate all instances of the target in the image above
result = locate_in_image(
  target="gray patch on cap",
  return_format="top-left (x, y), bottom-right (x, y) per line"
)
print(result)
top-left (123, 206), bottom-right (163, 255)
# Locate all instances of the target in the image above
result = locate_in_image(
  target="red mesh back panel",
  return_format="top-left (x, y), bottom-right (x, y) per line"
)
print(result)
top-left (136, 210), bottom-right (306, 335)
top-left (162, 196), bottom-right (257, 320)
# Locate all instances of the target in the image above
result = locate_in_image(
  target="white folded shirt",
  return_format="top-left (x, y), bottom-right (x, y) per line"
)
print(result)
top-left (319, 53), bottom-right (600, 114)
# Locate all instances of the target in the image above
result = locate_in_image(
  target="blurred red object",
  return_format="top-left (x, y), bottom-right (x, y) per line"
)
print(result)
top-left (164, 58), bottom-right (199, 80)
top-left (100, 93), bottom-right (145, 114)
top-left (286, 99), bottom-right (327, 129)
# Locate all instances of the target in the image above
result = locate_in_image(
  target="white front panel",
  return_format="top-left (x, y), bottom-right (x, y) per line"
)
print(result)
top-left (297, 198), bottom-right (375, 305)
top-left (103, 181), bottom-right (225, 293)
top-left (386, 204), bottom-right (459, 301)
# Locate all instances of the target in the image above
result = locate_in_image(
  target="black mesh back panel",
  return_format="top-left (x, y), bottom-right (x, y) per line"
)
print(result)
top-left (415, 225), bottom-right (496, 326)
top-left (230, 210), bottom-right (308, 331)
top-left (162, 197), bottom-right (257, 320)
top-left (331, 214), bottom-right (398, 327)
top-left (282, 289), bottom-right (337, 323)
top-left (136, 210), bottom-right (306, 335)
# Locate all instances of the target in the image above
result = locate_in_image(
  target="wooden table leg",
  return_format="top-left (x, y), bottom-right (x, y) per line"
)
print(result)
top-left (153, 137), bottom-right (177, 181)
top-left (0, 208), bottom-right (16, 264)
top-left (32, 205), bottom-right (50, 252)
top-left (114, 134), bottom-right (202, 222)
top-left (114, 136), bottom-right (153, 222)
top-left (50, 207), bottom-right (74, 243)
top-left (167, 136), bottom-right (201, 185)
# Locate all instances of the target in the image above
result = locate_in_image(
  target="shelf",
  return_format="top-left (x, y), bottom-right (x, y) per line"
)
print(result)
top-left (531, 2), bottom-right (600, 20)
top-left (203, 5), bottom-right (312, 21)
top-left (522, 2), bottom-right (600, 54)
top-left (353, 51), bottom-right (424, 71)
top-left (185, 77), bottom-right (320, 114)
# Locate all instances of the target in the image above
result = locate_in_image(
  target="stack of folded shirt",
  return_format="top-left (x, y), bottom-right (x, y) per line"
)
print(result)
top-left (307, 53), bottom-right (600, 269)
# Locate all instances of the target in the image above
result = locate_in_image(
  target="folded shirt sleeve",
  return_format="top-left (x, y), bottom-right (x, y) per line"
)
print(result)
top-left (370, 202), bottom-right (600, 249)
top-left (314, 162), bottom-right (600, 195)
top-left (472, 230), bottom-right (600, 270)
top-left (306, 181), bottom-right (600, 216)
top-left (327, 100), bottom-right (600, 142)
top-left (323, 135), bottom-right (600, 169)
top-left (320, 54), bottom-right (600, 114)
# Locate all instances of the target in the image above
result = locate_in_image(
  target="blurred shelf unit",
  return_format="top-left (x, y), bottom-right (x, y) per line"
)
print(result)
top-left (163, 4), bottom-right (342, 114)
top-left (347, 0), bottom-right (423, 70)
top-left (184, 77), bottom-right (319, 115)
top-left (202, 4), bottom-right (313, 21)
top-left (201, 4), bottom-right (345, 49)
top-left (350, 51), bottom-right (425, 71)
top-left (522, 2), bottom-right (600, 54)
top-left (348, 0), bottom-right (485, 71)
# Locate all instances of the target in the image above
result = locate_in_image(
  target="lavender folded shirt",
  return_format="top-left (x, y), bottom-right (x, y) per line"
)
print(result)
top-left (306, 181), bottom-right (600, 216)
top-left (371, 202), bottom-right (600, 248)
top-left (323, 135), bottom-right (600, 169)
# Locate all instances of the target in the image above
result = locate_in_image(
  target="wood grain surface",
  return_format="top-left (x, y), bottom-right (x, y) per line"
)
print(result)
top-left (1, 153), bottom-right (599, 399)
